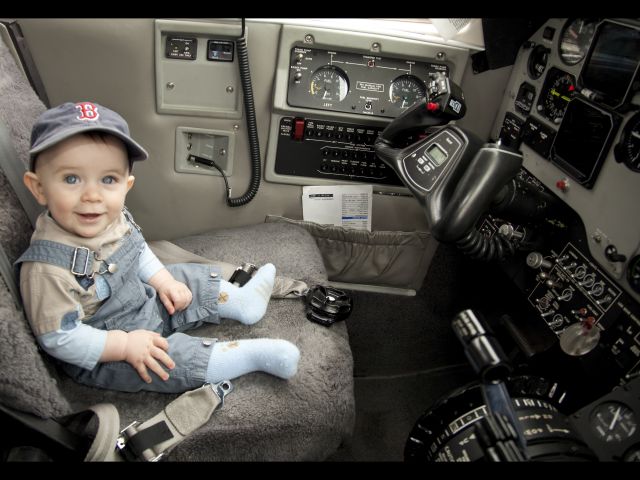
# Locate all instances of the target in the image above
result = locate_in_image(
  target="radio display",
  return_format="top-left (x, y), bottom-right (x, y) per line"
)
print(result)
top-left (427, 143), bottom-right (448, 166)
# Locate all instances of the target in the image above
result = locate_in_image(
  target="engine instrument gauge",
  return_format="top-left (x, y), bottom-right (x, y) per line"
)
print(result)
top-left (614, 112), bottom-right (640, 172)
top-left (559, 18), bottom-right (598, 66)
top-left (528, 45), bottom-right (550, 80)
top-left (389, 75), bottom-right (426, 109)
top-left (627, 255), bottom-right (640, 294)
top-left (624, 445), bottom-right (640, 461)
top-left (309, 66), bottom-right (349, 102)
top-left (537, 67), bottom-right (576, 124)
top-left (590, 401), bottom-right (637, 443)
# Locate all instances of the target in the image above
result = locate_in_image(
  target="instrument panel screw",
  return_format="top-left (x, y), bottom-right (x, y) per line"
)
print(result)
top-left (436, 51), bottom-right (446, 61)
top-left (371, 42), bottom-right (381, 51)
top-left (304, 34), bottom-right (314, 44)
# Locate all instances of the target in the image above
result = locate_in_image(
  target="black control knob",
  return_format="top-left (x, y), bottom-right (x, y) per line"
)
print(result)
top-left (605, 244), bottom-right (627, 263)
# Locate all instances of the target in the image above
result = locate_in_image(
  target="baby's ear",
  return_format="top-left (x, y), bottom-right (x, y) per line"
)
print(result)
top-left (126, 175), bottom-right (135, 192)
top-left (23, 172), bottom-right (48, 206)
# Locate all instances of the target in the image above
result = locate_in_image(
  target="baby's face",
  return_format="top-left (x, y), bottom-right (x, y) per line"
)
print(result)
top-left (29, 134), bottom-right (134, 238)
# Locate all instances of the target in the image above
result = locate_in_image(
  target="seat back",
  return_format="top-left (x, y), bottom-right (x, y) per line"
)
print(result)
top-left (0, 27), bottom-right (72, 419)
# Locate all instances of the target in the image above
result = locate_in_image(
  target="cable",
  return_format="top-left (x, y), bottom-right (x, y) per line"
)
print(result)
top-left (456, 227), bottom-right (515, 261)
top-left (227, 21), bottom-right (261, 207)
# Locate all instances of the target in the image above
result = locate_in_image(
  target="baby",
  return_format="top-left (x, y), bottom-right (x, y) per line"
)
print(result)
top-left (16, 101), bottom-right (299, 393)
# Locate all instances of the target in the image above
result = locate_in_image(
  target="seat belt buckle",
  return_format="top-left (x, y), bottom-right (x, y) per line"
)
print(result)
top-left (115, 421), bottom-right (164, 462)
top-left (208, 379), bottom-right (234, 410)
top-left (114, 380), bottom-right (233, 461)
top-left (229, 262), bottom-right (257, 286)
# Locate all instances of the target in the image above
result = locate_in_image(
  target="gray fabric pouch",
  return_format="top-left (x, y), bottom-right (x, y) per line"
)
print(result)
top-left (265, 215), bottom-right (437, 290)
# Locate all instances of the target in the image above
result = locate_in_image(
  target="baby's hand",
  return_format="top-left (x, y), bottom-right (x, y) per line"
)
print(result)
top-left (124, 330), bottom-right (175, 383)
top-left (157, 279), bottom-right (193, 315)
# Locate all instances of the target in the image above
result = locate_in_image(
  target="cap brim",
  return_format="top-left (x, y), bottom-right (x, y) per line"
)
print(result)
top-left (29, 125), bottom-right (148, 167)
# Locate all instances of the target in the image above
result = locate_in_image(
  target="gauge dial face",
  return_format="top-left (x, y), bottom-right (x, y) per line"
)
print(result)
top-left (614, 112), bottom-right (640, 172)
top-left (624, 446), bottom-right (640, 461)
top-left (627, 255), bottom-right (640, 294)
top-left (590, 401), bottom-right (637, 443)
top-left (528, 45), bottom-right (550, 80)
top-left (309, 66), bottom-right (349, 102)
top-left (559, 18), bottom-right (598, 66)
top-left (389, 75), bottom-right (426, 109)
top-left (538, 68), bottom-right (576, 124)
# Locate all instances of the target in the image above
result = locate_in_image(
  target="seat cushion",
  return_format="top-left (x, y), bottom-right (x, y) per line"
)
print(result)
top-left (58, 222), bottom-right (355, 460)
top-left (171, 220), bottom-right (328, 286)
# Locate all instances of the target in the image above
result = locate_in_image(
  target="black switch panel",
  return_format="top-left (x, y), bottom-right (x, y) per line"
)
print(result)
top-left (274, 117), bottom-right (403, 186)
top-left (166, 36), bottom-right (197, 60)
top-left (499, 112), bottom-right (525, 150)
top-left (522, 117), bottom-right (556, 159)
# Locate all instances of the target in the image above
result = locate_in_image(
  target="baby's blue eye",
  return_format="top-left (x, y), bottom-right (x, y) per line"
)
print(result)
top-left (102, 176), bottom-right (116, 185)
top-left (64, 175), bottom-right (79, 184)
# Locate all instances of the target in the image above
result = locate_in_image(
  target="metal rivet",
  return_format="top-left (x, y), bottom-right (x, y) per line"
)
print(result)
top-left (166, 82), bottom-right (175, 90)
top-left (226, 85), bottom-right (234, 93)
top-left (107, 264), bottom-right (118, 273)
top-left (210, 272), bottom-right (218, 278)
top-left (202, 340), bottom-right (212, 347)
top-left (304, 34), bottom-right (314, 44)
top-left (371, 42), bottom-right (380, 51)
top-left (436, 51), bottom-right (446, 61)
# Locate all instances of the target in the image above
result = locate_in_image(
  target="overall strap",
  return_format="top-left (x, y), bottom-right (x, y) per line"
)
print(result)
top-left (16, 239), bottom-right (98, 276)
top-left (14, 225), bottom-right (145, 281)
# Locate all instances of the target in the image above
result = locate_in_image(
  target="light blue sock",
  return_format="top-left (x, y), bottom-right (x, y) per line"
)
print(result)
top-left (218, 263), bottom-right (276, 325)
top-left (205, 338), bottom-right (300, 383)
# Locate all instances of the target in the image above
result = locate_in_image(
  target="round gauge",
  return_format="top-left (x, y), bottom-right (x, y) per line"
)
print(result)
top-left (627, 255), bottom-right (640, 294)
top-left (528, 45), bottom-right (550, 80)
top-left (614, 112), bottom-right (640, 172)
top-left (537, 68), bottom-right (576, 124)
top-left (309, 66), bottom-right (349, 102)
top-left (590, 401), bottom-right (637, 443)
top-left (624, 445), bottom-right (640, 461)
top-left (389, 75), bottom-right (426, 109)
top-left (559, 18), bottom-right (598, 66)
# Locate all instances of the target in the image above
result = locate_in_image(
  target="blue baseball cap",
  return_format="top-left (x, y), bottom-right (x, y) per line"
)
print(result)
top-left (29, 101), bottom-right (148, 171)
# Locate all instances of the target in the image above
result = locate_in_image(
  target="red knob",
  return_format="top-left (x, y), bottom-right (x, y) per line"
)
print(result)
top-left (556, 178), bottom-right (569, 192)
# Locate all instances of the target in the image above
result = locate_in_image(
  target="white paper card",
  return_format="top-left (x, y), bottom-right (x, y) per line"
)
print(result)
top-left (302, 185), bottom-right (372, 231)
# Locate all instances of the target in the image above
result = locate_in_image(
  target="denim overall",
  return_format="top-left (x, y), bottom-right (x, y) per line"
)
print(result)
top-left (16, 219), bottom-right (222, 393)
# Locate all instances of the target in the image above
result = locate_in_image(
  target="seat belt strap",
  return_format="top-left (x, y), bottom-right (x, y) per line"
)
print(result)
top-left (0, 241), bottom-right (21, 309)
top-left (0, 121), bottom-right (44, 227)
top-left (85, 380), bottom-right (232, 462)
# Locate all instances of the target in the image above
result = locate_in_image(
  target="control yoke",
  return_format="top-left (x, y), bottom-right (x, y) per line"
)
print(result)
top-left (378, 72), bottom-right (467, 148)
top-left (374, 73), bottom-right (523, 244)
